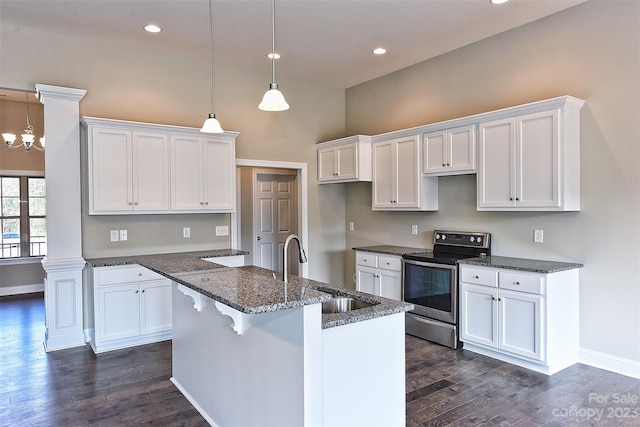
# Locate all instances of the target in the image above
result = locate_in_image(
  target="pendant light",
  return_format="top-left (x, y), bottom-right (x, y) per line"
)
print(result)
top-left (201, 0), bottom-right (224, 133)
top-left (259, 0), bottom-right (289, 111)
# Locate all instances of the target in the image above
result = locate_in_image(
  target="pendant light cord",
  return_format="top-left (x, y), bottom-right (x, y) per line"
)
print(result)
top-left (208, 0), bottom-right (214, 113)
top-left (271, 0), bottom-right (276, 84)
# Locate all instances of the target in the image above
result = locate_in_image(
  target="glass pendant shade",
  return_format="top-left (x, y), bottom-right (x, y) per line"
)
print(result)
top-left (259, 83), bottom-right (289, 111)
top-left (2, 133), bottom-right (16, 145)
top-left (39, 137), bottom-right (45, 147)
top-left (22, 133), bottom-right (35, 144)
top-left (200, 113), bottom-right (224, 133)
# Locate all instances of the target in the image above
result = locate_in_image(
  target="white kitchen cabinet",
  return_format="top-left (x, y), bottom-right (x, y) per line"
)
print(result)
top-left (170, 134), bottom-right (236, 212)
top-left (459, 264), bottom-right (579, 375)
top-left (203, 255), bottom-right (246, 267)
top-left (355, 251), bottom-right (402, 301)
top-left (372, 135), bottom-right (438, 211)
top-left (477, 96), bottom-right (584, 211)
top-left (422, 124), bottom-right (476, 175)
top-left (317, 135), bottom-right (372, 183)
top-left (83, 117), bottom-right (238, 215)
top-left (88, 264), bottom-right (172, 353)
top-left (87, 126), bottom-right (170, 214)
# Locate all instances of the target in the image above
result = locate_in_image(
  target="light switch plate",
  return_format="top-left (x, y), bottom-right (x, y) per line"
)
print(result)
top-left (110, 230), bottom-right (119, 242)
top-left (216, 226), bottom-right (229, 236)
top-left (349, 221), bottom-right (354, 231)
top-left (119, 230), bottom-right (128, 241)
top-left (183, 227), bottom-right (191, 238)
top-left (411, 225), bottom-right (418, 235)
top-left (534, 229), bottom-right (544, 243)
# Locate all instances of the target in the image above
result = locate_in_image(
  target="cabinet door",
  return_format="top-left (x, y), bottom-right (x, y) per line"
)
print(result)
top-left (394, 136), bottom-right (420, 208)
top-left (378, 269), bottom-right (401, 301)
top-left (422, 130), bottom-right (447, 174)
top-left (477, 118), bottom-right (516, 208)
top-left (170, 135), bottom-right (204, 210)
top-left (336, 144), bottom-right (357, 180)
top-left (356, 265), bottom-right (377, 295)
top-left (448, 125), bottom-right (476, 173)
top-left (499, 289), bottom-right (544, 361)
top-left (90, 127), bottom-right (132, 212)
top-left (97, 283), bottom-right (140, 343)
top-left (372, 142), bottom-right (394, 208)
top-left (318, 147), bottom-right (337, 181)
top-left (516, 110), bottom-right (559, 208)
top-left (202, 138), bottom-right (235, 211)
top-left (140, 280), bottom-right (172, 335)
top-left (459, 283), bottom-right (498, 348)
top-left (132, 131), bottom-right (170, 211)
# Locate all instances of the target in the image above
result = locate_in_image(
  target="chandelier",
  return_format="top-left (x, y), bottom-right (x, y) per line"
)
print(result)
top-left (2, 92), bottom-right (45, 152)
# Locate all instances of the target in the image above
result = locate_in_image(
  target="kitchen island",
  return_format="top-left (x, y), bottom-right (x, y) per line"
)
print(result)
top-left (132, 255), bottom-right (412, 427)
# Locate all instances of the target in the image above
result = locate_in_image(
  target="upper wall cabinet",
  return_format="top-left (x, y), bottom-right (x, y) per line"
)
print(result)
top-left (372, 135), bottom-right (438, 211)
top-left (317, 135), bottom-right (372, 183)
top-left (422, 124), bottom-right (476, 176)
top-left (83, 117), bottom-right (239, 215)
top-left (477, 96), bottom-right (584, 211)
top-left (170, 134), bottom-right (236, 212)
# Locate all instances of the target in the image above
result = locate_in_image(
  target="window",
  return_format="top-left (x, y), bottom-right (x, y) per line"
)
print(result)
top-left (0, 176), bottom-right (46, 258)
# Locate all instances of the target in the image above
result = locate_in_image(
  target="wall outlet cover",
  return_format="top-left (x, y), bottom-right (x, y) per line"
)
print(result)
top-left (534, 229), bottom-right (544, 243)
top-left (110, 230), bottom-right (119, 242)
top-left (119, 230), bottom-right (128, 241)
top-left (183, 227), bottom-right (191, 238)
top-left (411, 225), bottom-right (418, 235)
top-left (216, 225), bottom-right (229, 236)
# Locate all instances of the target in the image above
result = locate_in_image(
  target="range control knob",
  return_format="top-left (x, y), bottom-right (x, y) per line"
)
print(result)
top-left (441, 234), bottom-right (446, 240)
top-left (435, 233), bottom-right (441, 240)
top-left (470, 237), bottom-right (475, 242)
top-left (477, 237), bottom-right (483, 244)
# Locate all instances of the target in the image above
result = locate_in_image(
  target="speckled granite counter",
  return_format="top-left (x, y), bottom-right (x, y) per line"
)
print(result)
top-left (86, 250), bottom-right (412, 329)
top-left (352, 245), bottom-right (430, 256)
top-left (458, 255), bottom-right (583, 273)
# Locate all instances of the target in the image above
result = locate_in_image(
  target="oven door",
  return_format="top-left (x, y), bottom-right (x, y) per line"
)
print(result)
top-left (402, 259), bottom-right (457, 324)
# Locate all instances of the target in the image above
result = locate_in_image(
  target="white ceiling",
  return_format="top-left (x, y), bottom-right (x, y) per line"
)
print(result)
top-left (1, 0), bottom-right (586, 91)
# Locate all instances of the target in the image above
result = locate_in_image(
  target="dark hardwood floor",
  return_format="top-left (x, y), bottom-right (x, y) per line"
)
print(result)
top-left (1, 294), bottom-right (638, 426)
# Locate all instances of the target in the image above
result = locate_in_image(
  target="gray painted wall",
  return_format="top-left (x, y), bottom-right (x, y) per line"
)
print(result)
top-left (344, 1), bottom-right (640, 364)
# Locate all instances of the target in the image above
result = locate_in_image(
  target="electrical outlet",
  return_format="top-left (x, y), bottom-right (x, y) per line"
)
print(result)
top-left (534, 229), bottom-right (544, 243)
top-left (183, 227), bottom-right (191, 238)
top-left (411, 225), bottom-right (418, 235)
top-left (216, 225), bottom-right (229, 236)
top-left (110, 230), bottom-right (119, 242)
top-left (119, 230), bottom-right (128, 241)
top-left (349, 221), bottom-right (354, 231)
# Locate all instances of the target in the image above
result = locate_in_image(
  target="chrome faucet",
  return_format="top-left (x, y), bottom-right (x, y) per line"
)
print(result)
top-left (282, 234), bottom-right (308, 284)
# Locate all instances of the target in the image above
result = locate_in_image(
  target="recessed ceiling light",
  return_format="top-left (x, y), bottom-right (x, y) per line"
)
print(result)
top-left (144, 24), bottom-right (162, 33)
top-left (490, 0), bottom-right (509, 4)
top-left (267, 52), bottom-right (281, 60)
top-left (372, 47), bottom-right (387, 55)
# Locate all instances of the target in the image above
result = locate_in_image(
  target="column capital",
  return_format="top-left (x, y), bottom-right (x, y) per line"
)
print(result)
top-left (36, 84), bottom-right (87, 103)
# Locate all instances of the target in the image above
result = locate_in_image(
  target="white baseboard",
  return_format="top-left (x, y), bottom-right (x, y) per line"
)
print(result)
top-left (579, 348), bottom-right (640, 379)
top-left (0, 283), bottom-right (44, 296)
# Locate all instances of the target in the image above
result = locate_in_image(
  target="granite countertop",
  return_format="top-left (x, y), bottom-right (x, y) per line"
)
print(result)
top-left (352, 245), bottom-right (430, 256)
top-left (85, 249), bottom-right (249, 269)
top-left (458, 255), bottom-right (583, 273)
top-left (86, 249), bottom-right (413, 329)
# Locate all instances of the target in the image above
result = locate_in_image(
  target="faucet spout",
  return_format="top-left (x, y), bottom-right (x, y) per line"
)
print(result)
top-left (283, 234), bottom-right (307, 284)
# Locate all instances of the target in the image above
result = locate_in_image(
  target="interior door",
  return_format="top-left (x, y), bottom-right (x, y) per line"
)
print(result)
top-left (253, 172), bottom-right (298, 274)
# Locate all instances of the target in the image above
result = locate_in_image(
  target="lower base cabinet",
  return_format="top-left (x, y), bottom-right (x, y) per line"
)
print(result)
top-left (88, 264), bottom-right (172, 353)
top-left (355, 251), bottom-right (402, 301)
top-left (459, 264), bottom-right (579, 375)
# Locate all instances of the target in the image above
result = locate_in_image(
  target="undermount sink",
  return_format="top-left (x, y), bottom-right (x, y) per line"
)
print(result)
top-left (322, 297), bottom-right (375, 314)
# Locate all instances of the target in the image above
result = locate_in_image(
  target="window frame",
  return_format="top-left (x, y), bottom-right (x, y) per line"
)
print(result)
top-left (0, 170), bottom-right (45, 261)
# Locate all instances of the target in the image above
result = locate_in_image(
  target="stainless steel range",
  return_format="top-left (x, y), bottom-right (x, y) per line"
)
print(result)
top-left (402, 230), bottom-right (491, 349)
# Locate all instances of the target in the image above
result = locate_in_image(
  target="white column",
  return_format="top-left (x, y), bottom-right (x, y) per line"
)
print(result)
top-left (36, 84), bottom-right (87, 352)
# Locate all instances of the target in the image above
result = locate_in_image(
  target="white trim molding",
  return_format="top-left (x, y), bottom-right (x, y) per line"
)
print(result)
top-left (579, 348), bottom-right (640, 379)
top-left (0, 283), bottom-right (44, 297)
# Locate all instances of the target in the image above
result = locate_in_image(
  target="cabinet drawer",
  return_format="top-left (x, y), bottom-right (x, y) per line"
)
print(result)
top-left (378, 255), bottom-right (401, 271)
top-left (356, 252), bottom-right (378, 267)
top-left (500, 271), bottom-right (545, 294)
top-left (460, 267), bottom-right (498, 287)
top-left (96, 265), bottom-right (164, 285)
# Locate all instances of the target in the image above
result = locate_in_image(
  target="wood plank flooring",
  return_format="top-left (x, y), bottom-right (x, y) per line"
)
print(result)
top-left (1, 294), bottom-right (638, 426)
